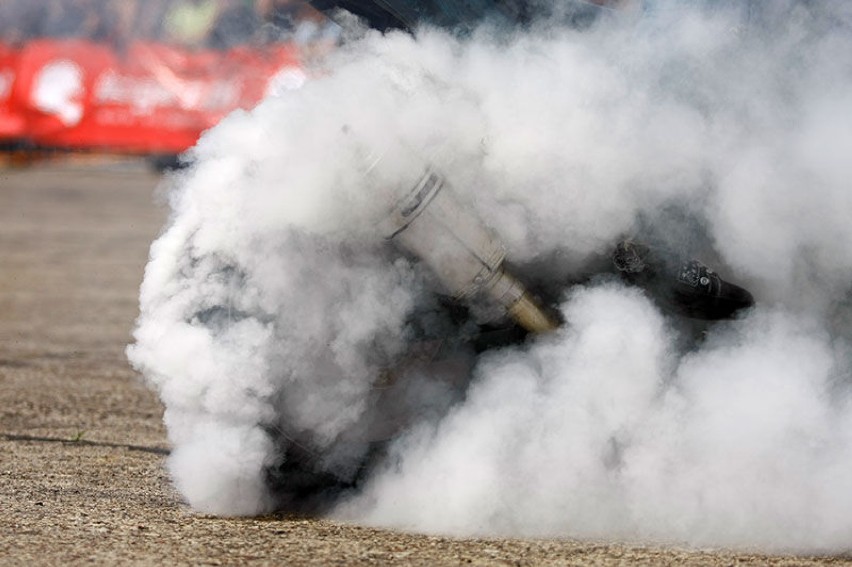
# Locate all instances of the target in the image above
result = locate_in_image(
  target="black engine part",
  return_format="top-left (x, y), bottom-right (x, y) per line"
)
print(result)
top-left (613, 240), bottom-right (754, 320)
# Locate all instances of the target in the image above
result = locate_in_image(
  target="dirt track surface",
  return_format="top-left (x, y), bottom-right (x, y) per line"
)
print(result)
top-left (1, 160), bottom-right (850, 566)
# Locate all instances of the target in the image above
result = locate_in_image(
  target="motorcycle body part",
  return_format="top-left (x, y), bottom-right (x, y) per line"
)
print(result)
top-left (308, 0), bottom-right (609, 33)
top-left (310, 0), bottom-right (507, 32)
top-left (384, 169), bottom-right (558, 333)
top-left (613, 240), bottom-right (754, 320)
top-left (671, 260), bottom-right (755, 320)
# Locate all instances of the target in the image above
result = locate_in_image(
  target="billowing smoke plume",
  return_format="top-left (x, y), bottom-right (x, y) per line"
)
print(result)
top-left (128, 1), bottom-right (852, 553)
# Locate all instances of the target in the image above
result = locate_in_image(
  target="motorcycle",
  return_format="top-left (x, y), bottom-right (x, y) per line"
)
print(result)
top-left (207, 0), bottom-right (756, 510)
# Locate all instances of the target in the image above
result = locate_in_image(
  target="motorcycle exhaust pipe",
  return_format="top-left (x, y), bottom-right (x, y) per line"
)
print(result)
top-left (382, 169), bottom-right (558, 334)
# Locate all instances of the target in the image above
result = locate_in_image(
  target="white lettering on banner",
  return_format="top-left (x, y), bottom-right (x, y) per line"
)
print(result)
top-left (265, 66), bottom-right (306, 98)
top-left (0, 69), bottom-right (14, 101)
top-left (94, 70), bottom-right (241, 115)
top-left (31, 60), bottom-right (84, 127)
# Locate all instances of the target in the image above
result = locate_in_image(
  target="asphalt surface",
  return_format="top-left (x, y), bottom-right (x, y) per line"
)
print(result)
top-left (1, 159), bottom-right (850, 566)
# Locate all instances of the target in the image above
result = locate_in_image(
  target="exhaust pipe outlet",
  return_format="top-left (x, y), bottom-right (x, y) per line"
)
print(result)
top-left (383, 169), bottom-right (558, 334)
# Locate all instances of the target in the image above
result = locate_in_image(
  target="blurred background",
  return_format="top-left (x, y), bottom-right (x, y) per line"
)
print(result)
top-left (0, 0), bottom-right (339, 169)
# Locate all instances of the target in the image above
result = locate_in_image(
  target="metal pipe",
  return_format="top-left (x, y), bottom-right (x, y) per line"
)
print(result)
top-left (383, 168), bottom-right (558, 334)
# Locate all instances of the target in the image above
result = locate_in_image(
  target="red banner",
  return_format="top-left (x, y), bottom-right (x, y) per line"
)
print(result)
top-left (0, 39), bottom-right (303, 154)
top-left (0, 42), bottom-right (25, 140)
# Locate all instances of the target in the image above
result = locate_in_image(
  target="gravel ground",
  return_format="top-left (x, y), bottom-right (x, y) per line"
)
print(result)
top-left (1, 160), bottom-right (850, 566)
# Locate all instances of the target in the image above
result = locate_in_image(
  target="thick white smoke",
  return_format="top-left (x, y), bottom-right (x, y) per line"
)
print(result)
top-left (128, 1), bottom-right (852, 552)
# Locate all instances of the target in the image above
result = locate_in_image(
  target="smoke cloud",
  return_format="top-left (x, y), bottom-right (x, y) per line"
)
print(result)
top-left (128, 1), bottom-right (852, 552)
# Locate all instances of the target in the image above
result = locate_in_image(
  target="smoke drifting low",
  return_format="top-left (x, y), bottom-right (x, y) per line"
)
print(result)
top-left (128, 1), bottom-right (852, 553)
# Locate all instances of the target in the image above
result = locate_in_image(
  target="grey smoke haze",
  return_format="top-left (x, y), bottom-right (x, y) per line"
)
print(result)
top-left (128, 1), bottom-right (852, 553)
